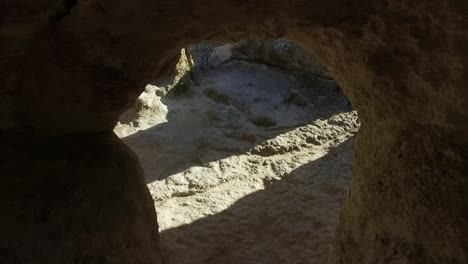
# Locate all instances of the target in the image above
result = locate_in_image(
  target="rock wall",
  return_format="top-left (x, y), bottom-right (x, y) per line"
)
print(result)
top-left (187, 39), bottom-right (329, 77)
top-left (1, 0), bottom-right (467, 263)
top-left (1, 133), bottom-right (161, 264)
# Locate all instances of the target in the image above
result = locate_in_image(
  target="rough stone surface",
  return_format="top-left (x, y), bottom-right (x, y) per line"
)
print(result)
top-left (116, 60), bottom-right (358, 263)
top-left (188, 39), bottom-right (329, 77)
top-left (1, 0), bottom-right (467, 263)
top-left (0, 133), bottom-right (161, 264)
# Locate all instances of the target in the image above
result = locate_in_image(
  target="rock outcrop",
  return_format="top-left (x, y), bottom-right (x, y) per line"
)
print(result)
top-left (1, 1), bottom-right (466, 263)
top-left (187, 39), bottom-right (329, 79)
top-left (1, 133), bottom-right (161, 264)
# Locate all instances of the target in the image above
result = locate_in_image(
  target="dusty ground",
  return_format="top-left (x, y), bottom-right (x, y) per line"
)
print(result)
top-left (115, 60), bottom-right (358, 264)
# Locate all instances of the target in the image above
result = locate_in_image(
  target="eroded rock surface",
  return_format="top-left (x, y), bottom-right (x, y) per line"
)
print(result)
top-left (188, 39), bottom-right (329, 77)
top-left (1, 133), bottom-right (161, 264)
top-left (1, 0), bottom-right (467, 263)
top-left (116, 58), bottom-right (358, 264)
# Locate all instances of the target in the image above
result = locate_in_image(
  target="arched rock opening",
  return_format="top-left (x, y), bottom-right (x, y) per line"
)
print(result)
top-left (1, 1), bottom-right (466, 263)
top-left (116, 39), bottom-right (359, 263)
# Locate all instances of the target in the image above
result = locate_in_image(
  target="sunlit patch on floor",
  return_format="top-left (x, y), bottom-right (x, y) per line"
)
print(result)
top-left (115, 43), bottom-right (358, 264)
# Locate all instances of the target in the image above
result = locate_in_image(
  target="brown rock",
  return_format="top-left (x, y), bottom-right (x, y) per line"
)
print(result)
top-left (1, 0), bottom-right (466, 263)
top-left (0, 133), bottom-right (161, 264)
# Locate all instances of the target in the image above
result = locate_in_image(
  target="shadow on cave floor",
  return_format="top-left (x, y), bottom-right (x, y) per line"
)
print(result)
top-left (120, 61), bottom-right (353, 183)
top-left (158, 138), bottom-right (354, 264)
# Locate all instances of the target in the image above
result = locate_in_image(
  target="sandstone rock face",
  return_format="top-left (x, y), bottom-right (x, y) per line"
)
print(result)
top-left (114, 59), bottom-right (358, 263)
top-left (1, 0), bottom-right (466, 264)
top-left (188, 43), bottom-right (235, 70)
top-left (188, 39), bottom-right (328, 78)
top-left (233, 39), bottom-right (330, 77)
top-left (1, 133), bottom-right (161, 264)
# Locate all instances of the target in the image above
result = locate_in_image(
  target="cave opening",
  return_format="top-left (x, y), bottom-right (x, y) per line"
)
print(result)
top-left (115, 39), bottom-right (359, 263)
top-left (3, 1), bottom-right (466, 263)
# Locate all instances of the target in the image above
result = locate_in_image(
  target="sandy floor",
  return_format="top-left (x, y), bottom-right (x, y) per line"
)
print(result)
top-left (115, 61), bottom-right (358, 264)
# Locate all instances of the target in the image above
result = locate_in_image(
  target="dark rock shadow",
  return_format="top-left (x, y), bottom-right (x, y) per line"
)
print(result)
top-left (158, 138), bottom-right (355, 264)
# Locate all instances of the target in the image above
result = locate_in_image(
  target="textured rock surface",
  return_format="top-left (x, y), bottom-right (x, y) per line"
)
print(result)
top-left (188, 39), bottom-right (329, 77)
top-left (233, 39), bottom-right (330, 77)
top-left (1, 0), bottom-right (467, 263)
top-left (0, 133), bottom-right (161, 264)
top-left (115, 60), bottom-right (358, 263)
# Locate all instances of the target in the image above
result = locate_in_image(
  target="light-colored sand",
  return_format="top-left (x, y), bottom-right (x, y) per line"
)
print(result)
top-left (115, 61), bottom-right (358, 264)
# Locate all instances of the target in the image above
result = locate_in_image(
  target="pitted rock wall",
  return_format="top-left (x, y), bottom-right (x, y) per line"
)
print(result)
top-left (1, 1), bottom-right (466, 263)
